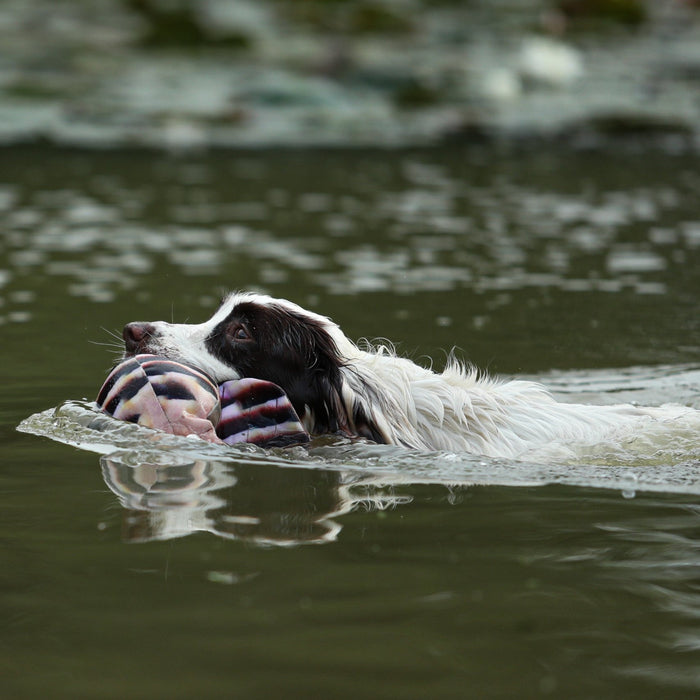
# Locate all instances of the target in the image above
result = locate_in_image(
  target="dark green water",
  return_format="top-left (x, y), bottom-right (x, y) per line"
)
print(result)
top-left (3, 145), bottom-right (700, 698)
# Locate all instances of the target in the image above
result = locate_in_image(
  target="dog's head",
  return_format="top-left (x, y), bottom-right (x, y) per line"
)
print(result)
top-left (122, 292), bottom-right (352, 434)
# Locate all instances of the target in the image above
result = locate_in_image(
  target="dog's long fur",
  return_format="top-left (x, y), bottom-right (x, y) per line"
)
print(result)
top-left (123, 292), bottom-right (698, 458)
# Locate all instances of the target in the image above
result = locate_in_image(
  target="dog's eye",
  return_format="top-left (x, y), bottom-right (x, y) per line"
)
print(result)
top-left (228, 323), bottom-right (252, 342)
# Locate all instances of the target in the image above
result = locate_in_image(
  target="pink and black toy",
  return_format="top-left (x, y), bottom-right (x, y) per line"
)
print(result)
top-left (96, 354), bottom-right (309, 448)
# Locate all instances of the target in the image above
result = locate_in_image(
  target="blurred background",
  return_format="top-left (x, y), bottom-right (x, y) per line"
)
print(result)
top-left (1, 0), bottom-right (700, 148)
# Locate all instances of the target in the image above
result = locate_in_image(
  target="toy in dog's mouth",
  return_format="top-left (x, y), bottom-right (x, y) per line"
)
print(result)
top-left (96, 354), bottom-right (309, 448)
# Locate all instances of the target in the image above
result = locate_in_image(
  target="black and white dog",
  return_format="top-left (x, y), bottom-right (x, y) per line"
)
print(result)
top-left (123, 291), bottom-right (698, 458)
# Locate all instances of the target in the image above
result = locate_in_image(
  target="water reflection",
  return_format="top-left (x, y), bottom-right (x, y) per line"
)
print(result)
top-left (571, 504), bottom-right (700, 691)
top-left (101, 453), bottom-right (411, 546)
top-left (100, 454), bottom-right (700, 691)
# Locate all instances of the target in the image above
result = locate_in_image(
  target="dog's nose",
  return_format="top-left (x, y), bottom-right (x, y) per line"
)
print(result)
top-left (123, 322), bottom-right (156, 354)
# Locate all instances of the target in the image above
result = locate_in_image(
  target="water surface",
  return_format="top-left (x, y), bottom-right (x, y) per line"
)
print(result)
top-left (3, 144), bottom-right (700, 698)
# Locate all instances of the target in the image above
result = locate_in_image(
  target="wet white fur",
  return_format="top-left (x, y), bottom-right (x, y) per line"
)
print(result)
top-left (139, 292), bottom-right (699, 459)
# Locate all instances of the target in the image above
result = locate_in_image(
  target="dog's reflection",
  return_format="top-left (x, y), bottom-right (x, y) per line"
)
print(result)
top-left (101, 455), bottom-right (411, 546)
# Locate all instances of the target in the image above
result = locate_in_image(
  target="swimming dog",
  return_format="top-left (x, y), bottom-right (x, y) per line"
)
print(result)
top-left (123, 292), bottom-right (698, 458)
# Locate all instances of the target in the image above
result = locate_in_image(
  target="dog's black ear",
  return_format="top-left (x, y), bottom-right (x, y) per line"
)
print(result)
top-left (279, 355), bottom-right (353, 437)
top-left (284, 318), bottom-right (392, 445)
top-left (309, 374), bottom-right (353, 436)
top-left (246, 305), bottom-right (350, 436)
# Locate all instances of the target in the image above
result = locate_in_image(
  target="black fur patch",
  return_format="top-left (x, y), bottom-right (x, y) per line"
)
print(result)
top-left (204, 301), bottom-right (351, 435)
